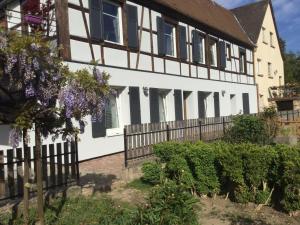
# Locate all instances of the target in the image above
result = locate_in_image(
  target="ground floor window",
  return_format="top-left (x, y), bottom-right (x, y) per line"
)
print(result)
top-left (150, 88), bottom-right (168, 123)
top-left (198, 91), bottom-right (210, 118)
top-left (242, 93), bottom-right (250, 114)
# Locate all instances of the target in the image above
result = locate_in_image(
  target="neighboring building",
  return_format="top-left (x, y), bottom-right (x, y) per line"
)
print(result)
top-left (232, 0), bottom-right (284, 111)
top-left (0, 0), bottom-right (257, 161)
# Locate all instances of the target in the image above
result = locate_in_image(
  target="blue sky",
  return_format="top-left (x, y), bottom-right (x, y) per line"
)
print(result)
top-left (215, 0), bottom-right (300, 53)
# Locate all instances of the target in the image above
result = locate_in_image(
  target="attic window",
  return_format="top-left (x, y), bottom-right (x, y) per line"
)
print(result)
top-left (270, 32), bottom-right (274, 47)
top-left (262, 27), bottom-right (267, 44)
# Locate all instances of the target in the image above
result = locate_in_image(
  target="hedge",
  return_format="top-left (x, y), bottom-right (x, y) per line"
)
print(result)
top-left (141, 141), bottom-right (300, 213)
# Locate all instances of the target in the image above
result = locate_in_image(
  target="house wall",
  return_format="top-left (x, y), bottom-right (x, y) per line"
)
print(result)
top-left (254, 4), bottom-right (284, 111)
top-left (0, 0), bottom-right (258, 161)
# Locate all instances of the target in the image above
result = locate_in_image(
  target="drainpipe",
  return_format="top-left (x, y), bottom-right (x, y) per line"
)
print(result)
top-left (253, 47), bottom-right (260, 113)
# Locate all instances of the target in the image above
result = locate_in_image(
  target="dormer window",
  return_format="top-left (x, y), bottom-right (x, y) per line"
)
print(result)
top-left (103, 1), bottom-right (122, 43)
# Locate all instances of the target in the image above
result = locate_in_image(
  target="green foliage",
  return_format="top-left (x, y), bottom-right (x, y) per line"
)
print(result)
top-left (148, 141), bottom-right (300, 213)
top-left (126, 179), bottom-right (153, 191)
top-left (135, 181), bottom-right (199, 225)
top-left (224, 115), bottom-right (268, 144)
top-left (284, 52), bottom-right (300, 84)
top-left (188, 142), bottom-right (220, 195)
top-left (141, 161), bottom-right (163, 185)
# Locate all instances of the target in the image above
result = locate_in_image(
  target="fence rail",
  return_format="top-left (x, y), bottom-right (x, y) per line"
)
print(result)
top-left (124, 110), bottom-right (300, 166)
top-left (0, 141), bottom-right (79, 203)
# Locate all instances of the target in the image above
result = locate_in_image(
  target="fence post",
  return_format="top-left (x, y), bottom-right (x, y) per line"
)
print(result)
top-left (198, 120), bottom-right (202, 140)
top-left (124, 127), bottom-right (128, 168)
top-left (166, 124), bottom-right (170, 141)
top-left (75, 135), bottom-right (80, 185)
top-left (222, 117), bottom-right (226, 135)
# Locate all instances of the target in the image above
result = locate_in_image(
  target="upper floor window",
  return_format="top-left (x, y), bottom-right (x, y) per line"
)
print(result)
top-left (192, 30), bottom-right (205, 64)
top-left (164, 23), bottom-right (176, 57)
top-left (262, 27), bottom-right (267, 44)
top-left (226, 44), bottom-right (231, 60)
top-left (209, 39), bottom-right (218, 67)
top-left (103, 1), bottom-right (122, 43)
top-left (239, 49), bottom-right (246, 74)
top-left (257, 58), bottom-right (262, 76)
top-left (270, 32), bottom-right (274, 47)
top-left (268, 62), bottom-right (272, 77)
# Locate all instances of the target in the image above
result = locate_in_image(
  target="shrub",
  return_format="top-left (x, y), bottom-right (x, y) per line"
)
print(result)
top-left (134, 181), bottom-right (199, 225)
top-left (255, 189), bottom-right (271, 205)
top-left (187, 142), bottom-right (220, 195)
top-left (142, 161), bottom-right (162, 185)
top-left (153, 142), bottom-right (190, 163)
top-left (224, 115), bottom-right (268, 144)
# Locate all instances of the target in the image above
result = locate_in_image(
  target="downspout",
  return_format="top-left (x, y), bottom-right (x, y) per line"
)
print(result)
top-left (253, 46), bottom-right (260, 113)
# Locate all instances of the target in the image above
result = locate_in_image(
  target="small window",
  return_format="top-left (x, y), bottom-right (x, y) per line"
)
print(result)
top-left (268, 62), bottom-right (272, 77)
top-left (209, 39), bottom-right (218, 67)
top-left (239, 50), bottom-right (246, 74)
top-left (226, 44), bottom-right (231, 60)
top-left (106, 94), bottom-right (120, 129)
top-left (103, 1), bottom-right (121, 43)
top-left (164, 23), bottom-right (176, 57)
top-left (197, 35), bottom-right (205, 63)
top-left (257, 58), bottom-right (262, 76)
top-left (270, 32), bottom-right (274, 47)
top-left (262, 27), bottom-right (267, 43)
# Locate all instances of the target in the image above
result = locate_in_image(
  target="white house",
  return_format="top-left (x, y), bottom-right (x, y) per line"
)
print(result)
top-left (0, 0), bottom-right (258, 161)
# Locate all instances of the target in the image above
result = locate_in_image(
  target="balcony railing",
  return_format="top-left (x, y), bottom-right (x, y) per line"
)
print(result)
top-left (269, 85), bottom-right (300, 101)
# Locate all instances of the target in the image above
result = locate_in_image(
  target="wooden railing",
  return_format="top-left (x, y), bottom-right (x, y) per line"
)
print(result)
top-left (0, 141), bottom-right (79, 203)
top-left (124, 110), bottom-right (300, 167)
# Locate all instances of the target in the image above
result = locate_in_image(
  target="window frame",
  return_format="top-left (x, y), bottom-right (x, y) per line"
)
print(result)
top-left (209, 37), bottom-right (218, 67)
top-left (158, 90), bottom-right (168, 122)
top-left (257, 58), bottom-right (262, 76)
top-left (105, 90), bottom-right (123, 136)
top-left (102, 0), bottom-right (124, 45)
top-left (262, 27), bottom-right (267, 44)
top-left (239, 49), bottom-right (247, 74)
top-left (226, 43), bottom-right (231, 61)
top-left (163, 22), bottom-right (177, 57)
top-left (270, 32), bottom-right (274, 47)
top-left (268, 62), bottom-right (273, 78)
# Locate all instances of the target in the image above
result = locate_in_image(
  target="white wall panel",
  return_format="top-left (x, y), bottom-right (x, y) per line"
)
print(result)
top-left (166, 60), bottom-right (180, 75)
top-left (104, 48), bottom-right (127, 68)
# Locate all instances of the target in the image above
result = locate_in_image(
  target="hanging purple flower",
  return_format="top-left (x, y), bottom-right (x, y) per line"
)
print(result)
top-left (9, 128), bottom-right (22, 148)
top-left (32, 57), bottom-right (40, 70)
top-left (25, 83), bottom-right (35, 98)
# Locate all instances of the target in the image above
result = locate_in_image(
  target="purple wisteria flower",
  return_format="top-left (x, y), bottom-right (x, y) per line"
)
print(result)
top-left (9, 128), bottom-right (22, 148)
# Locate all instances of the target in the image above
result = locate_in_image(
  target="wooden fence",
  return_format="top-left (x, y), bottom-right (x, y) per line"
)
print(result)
top-left (0, 141), bottom-right (79, 202)
top-left (124, 110), bottom-right (300, 166)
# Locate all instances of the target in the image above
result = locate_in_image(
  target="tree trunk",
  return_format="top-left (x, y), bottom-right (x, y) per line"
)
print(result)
top-left (23, 129), bottom-right (29, 225)
top-left (35, 124), bottom-right (45, 225)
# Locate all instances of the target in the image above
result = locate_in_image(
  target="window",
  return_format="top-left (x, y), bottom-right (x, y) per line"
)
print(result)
top-left (239, 50), bottom-right (246, 74)
top-left (103, 1), bottom-right (122, 43)
top-left (262, 27), bottom-right (267, 43)
top-left (270, 32), bottom-right (274, 47)
top-left (226, 44), bottom-right (231, 60)
top-left (192, 31), bottom-right (205, 64)
top-left (164, 23), bottom-right (176, 57)
top-left (198, 91), bottom-right (210, 118)
top-left (242, 93), bottom-right (250, 114)
top-left (129, 87), bottom-right (141, 125)
top-left (214, 92), bottom-right (220, 117)
top-left (106, 94), bottom-right (120, 129)
top-left (209, 39), bottom-right (218, 67)
top-left (268, 62), bottom-right (272, 77)
top-left (257, 58), bottom-right (262, 76)
top-left (150, 88), bottom-right (168, 123)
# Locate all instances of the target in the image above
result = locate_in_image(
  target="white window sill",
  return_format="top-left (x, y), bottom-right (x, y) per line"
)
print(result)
top-left (106, 128), bottom-right (123, 137)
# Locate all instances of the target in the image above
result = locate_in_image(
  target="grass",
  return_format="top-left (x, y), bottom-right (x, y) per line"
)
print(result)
top-left (126, 178), bottom-right (153, 191)
top-left (0, 195), bottom-right (136, 225)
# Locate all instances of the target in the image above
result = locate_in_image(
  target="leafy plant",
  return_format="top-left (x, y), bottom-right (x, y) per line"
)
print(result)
top-left (142, 162), bottom-right (163, 185)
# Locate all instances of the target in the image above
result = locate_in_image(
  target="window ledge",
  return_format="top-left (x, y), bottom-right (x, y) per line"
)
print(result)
top-left (258, 74), bottom-right (264, 77)
top-left (106, 128), bottom-right (123, 137)
top-left (268, 76), bottom-right (274, 79)
top-left (271, 45), bottom-right (275, 49)
top-left (263, 41), bottom-right (268, 45)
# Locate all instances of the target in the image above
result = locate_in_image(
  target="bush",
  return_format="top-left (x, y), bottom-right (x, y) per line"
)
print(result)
top-left (134, 181), bottom-right (199, 225)
top-left (224, 115), bottom-right (268, 144)
top-left (188, 142), bottom-right (220, 195)
top-left (144, 141), bottom-right (300, 213)
top-left (142, 161), bottom-right (162, 185)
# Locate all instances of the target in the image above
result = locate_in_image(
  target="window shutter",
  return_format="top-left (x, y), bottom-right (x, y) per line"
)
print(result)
top-left (150, 88), bottom-right (160, 123)
top-left (192, 30), bottom-right (200, 63)
top-left (126, 4), bottom-right (138, 49)
top-left (198, 92), bottom-right (206, 118)
top-left (214, 92), bottom-right (220, 117)
top-left (242, 93), bottom-right (250, 114)
top-left (92, 110), bottom-right (106, 138)
top-left (157, 17), bottom-right (166, 56)
top-left (129, 87), bottom-right (141, 124)
top-left (89, 0), bottom-right (104, 42)
top-left (178, 26), bottom-right (187, 61)
top-left (219, 41), bottom-right (226, 69)
top-left (174, 90), bottom-right (183, 121)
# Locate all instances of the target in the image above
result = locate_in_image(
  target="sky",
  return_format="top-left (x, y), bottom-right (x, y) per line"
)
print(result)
top-left (215, 0), bottom-right (300, 53)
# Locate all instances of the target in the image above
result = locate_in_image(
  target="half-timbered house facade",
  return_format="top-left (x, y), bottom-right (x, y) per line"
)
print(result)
top-left (0, 0), bottom-right (258, 160)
